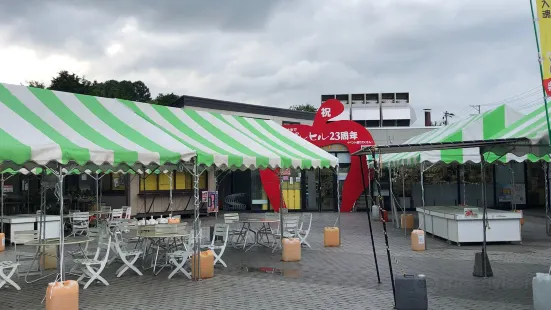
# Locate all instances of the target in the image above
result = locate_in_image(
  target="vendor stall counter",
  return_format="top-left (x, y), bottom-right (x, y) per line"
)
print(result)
top-left (1, 214), bottom-right (61, 242)
top-left (417, 206), bottom-right (522, 245)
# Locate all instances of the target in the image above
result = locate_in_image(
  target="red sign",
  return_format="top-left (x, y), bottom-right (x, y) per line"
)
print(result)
top-left (260, 99), bottom-right (374, 212)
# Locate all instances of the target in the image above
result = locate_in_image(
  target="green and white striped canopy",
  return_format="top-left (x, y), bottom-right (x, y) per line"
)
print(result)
top-left (121, 101), bottom-right (337, 169)
top-left (383, 104), bottom-right (524, 166)
top-left (0, 83), bottom-right (337, 172)
top-left (485, 103), bottom-right (551, 163)
top-left (0, 83), bottom-right (196, 172)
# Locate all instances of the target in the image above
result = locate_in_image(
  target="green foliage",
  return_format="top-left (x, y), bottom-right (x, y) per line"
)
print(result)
top-left (28, 70), bottom-right (173, 104)
top-left (289, 103), bottom-right (317, 112)
top-left (152, 93), bottom-right (180, 106)
top-left (27, 80), bottom-right (45, 89)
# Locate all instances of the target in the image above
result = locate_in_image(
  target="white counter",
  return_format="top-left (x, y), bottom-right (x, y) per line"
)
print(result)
top-left (417, 206), bottom-right (522, 245)
top-left (1, 214), bottom-right (61, 242)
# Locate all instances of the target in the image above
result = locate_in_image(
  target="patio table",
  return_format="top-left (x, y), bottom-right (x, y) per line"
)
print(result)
top-left (239, 218), bottom-right (279, 252)
top-left (25, 237), bottom-right (93, 283)
top-left (137, 233), bottom-right (189, 275)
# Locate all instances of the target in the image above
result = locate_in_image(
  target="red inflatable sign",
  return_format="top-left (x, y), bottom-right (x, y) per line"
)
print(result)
top-left (259, 99), bottom-right (374, 212)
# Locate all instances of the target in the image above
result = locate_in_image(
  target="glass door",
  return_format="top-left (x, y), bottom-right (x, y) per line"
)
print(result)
top-left (320, 169), bottom-right (337, 211)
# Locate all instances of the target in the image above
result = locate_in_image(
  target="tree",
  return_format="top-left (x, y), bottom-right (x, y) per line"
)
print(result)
top-left (49, 70), bottom-right (93, 95)
top-left (27, 80), bottom-right (45, 89)
top-left (289, 103), bottom-right (317, 112)
top-left (153, 93), bottom-right (180, 106)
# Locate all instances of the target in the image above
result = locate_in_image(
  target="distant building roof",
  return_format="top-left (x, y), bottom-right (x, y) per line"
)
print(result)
top-left (170, 95), bottom-right (315, 120)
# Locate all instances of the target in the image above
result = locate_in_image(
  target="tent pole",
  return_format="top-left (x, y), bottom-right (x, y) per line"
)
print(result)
top-left (545, 162), bottom-right (550, 236)
top-left (509, 164), bottom-right (516, 212)
top-left (168, 171), bottom-right (173, 214)
top-left (1, 174), bottom-right (4, 234)
top-left (279, 168), bottom-right (284, 250)
top-left (360, 155), bottom-right (381, 283)
top-left (388, 164), bottom-right (399, 228)
top-left (421, 162), bottom-right (427, 249)
top-left (481, 161), bottom-right (488, 278)
top-left (0, 173), bottom-right (4, 233)
top-left (192, 160), bottom-right (201, 281)
top-left (336, 165), bottom-right (341, 244)
top-left (57, 166), bottom-right (66, 281)
top-left (95, 172), bottom-right (100, 210)
top-left (371, 149), bottom-right (396, 306)
top-left (402, 164), bottom-right (406, 238)
top-left (461, 165), bottom-right (466, 206)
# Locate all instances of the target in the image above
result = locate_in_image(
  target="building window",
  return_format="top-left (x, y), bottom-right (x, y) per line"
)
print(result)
top-left (101, 173), bottom-right (126, 192)
top-left (139, 171), bottom-right (207, 192)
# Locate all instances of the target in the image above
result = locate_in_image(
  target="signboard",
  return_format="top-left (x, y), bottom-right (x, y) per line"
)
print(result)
top-left (259, 98), bottom-right (375, 212)
top-left (202, 191), bottom-right (208, 203)
top-left (2, 185), bottom-right (13, 193)
top-left (498, 184), bottom-right (526, 205)
top-left (207, 191), bottom-right (219, 213)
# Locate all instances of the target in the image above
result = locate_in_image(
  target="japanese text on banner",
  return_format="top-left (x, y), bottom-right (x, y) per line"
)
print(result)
top-left (537, 0), bottom-right (551, 95)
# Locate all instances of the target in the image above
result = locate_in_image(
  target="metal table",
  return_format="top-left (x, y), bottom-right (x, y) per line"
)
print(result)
top-left (24, 237), bottom-right (93, 283)
top-left (239, 219), bottom-right (279, 252)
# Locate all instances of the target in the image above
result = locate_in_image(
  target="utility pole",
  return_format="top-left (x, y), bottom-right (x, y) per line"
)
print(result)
top-left (442, 111), bottom-right (455, 125)
top-left (469, 105), bottom-right (481, 115)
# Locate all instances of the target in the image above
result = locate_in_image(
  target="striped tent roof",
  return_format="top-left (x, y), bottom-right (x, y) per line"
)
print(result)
top-left (382, 104), bottom-right (524, 166)
top-left (121, 101), bottom-right (337, 169)
top-left (0, 83), bottom-right (337, 172)
top-left (485, 103), bottom-right (551, 163)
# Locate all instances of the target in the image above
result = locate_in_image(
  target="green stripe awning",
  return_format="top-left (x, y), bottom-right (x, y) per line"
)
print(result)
top-left (0, 83), bottom-right (337, 172)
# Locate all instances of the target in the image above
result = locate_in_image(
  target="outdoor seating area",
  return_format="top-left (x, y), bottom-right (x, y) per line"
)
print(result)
top-left (0, 208), bottom-right (319, 291)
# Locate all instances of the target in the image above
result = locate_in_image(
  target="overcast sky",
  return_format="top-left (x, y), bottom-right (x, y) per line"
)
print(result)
top-left (0, 0), bottom-right (544, 124)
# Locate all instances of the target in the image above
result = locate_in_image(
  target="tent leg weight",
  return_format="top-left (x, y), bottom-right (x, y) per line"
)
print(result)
top-left (473, 251), bottom-right (493, 278)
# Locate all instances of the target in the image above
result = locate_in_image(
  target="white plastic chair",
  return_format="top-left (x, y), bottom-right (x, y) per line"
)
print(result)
top-left (271, 215), bottom-right (300, 252)
top-left (223, 213), bottom-right (245, 247)
top-left (100, 206), bottom-right (111, 220)
top-left (69, 227), bottom-right (101, 274)
top-left (74, 232), bottom-right (112, 289)
top-left (167, 231), bottom-right (196, 280)
top-left (123, 206), bottom-right (132, 219)
top-left (11, 230), bottom-right (39, 277)
top-left (202, 224), bottom-right (229, 267)
top-left (297, 213), bottom-right (312, 248)
top-left (0, 261), bottom-right (20, 290)
top-left (112, 231), bottom-right (143, 278)
top-left (111, 208), bottom-right (124, 221)
top-left (71, 212), bottom-right (90, 236)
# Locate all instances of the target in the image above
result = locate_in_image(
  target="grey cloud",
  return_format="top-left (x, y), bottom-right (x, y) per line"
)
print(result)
top-left (0, 0), bottom-right (543, 124)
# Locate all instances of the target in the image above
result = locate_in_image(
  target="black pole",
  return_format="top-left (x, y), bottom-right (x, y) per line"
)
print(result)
top-left (360, 155), bottom-right (381, 283)
top-left (371, 149), bottom-right (396, 307)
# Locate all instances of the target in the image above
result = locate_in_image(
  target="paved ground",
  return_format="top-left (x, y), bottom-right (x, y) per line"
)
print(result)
top-left (1, 211), bottom-right (549, 309)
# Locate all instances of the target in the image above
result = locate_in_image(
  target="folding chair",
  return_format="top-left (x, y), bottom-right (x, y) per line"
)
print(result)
top-left (167, 232), bottom-right (195, 280)
top-left (0, 261), bottom-right (21, 290)
top-left (297, 213), bottom-right (312, 248)
top-left (69, 227), bottom-right (101, 274)
top-left (11, 230), bottom-right (40, 277)
top-left (74, 232), bottom-right (111, 289)
top-left (202, 224), bottom-right (229, 267)
top-left (123, 206), bottom-right (132, 219)
top-left (70, 212), bottom-right (90, 237)
top-left (223, 213), bottom-right (246, 248)
top-left (271, 215), bottom-right (300, 252)
top-left (111, 208), bottom-right (124, 221)
top-left (112, 231), bottom-right (143, 278)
